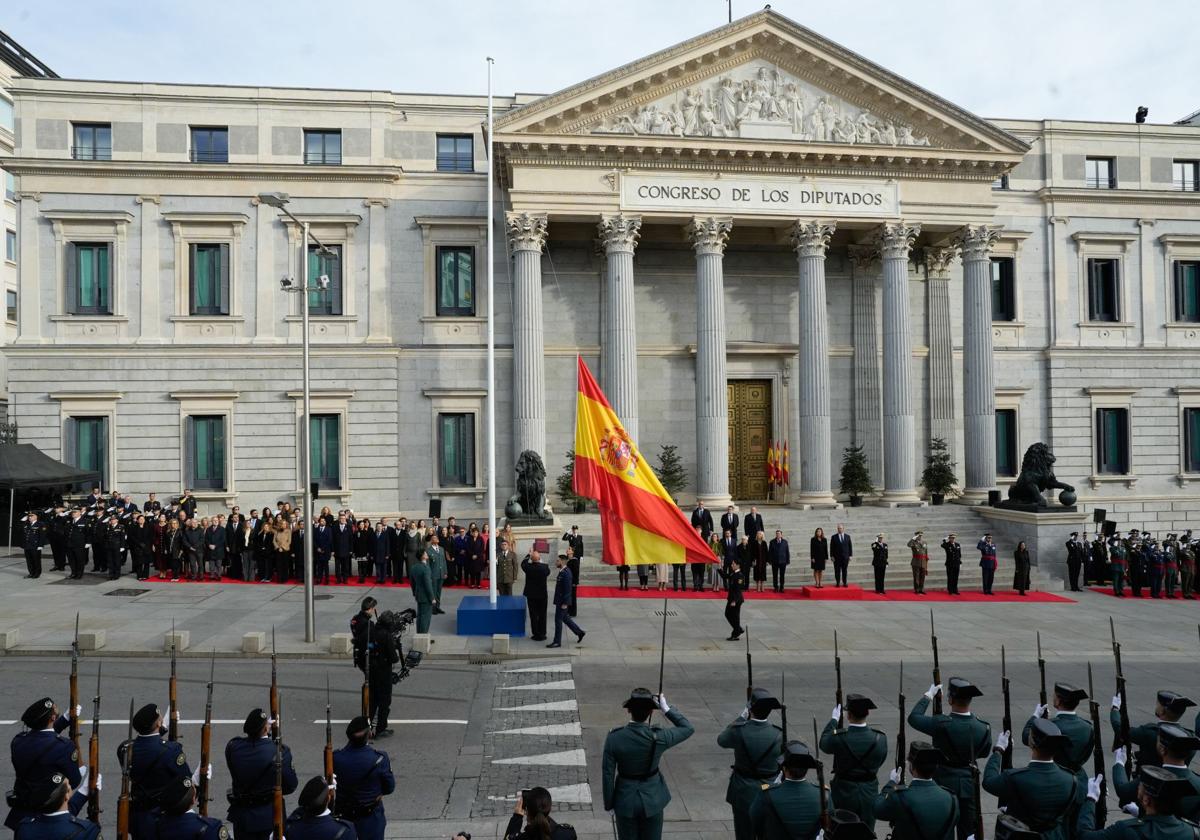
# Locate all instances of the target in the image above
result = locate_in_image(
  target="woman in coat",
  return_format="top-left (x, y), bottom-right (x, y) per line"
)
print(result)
top-left (165, 518), bottom-right (184, 581)
top-left (152, 513), bottom-right (169, 579)
top-left (129, 514), bottom-right (153, 581)
top-left (1013, 541), bottom-right (1031, 596)
top-left (503, 786), bottom-right (576, 840)
top-left (810, 527), bottom-right (829, 588)
top-left (272, 517), bottom-right (292, 583)
top-left (466, 524), bottom-right (486, 589)
top-left (234, 518), bottom-right (255, 582)
top-left (751, 531), bottom-right (769, 593)
top-left (354, 518), bottom-right (375, 583)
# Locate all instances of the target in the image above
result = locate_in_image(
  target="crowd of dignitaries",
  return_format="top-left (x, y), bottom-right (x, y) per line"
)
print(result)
top-left (1066, 529), bottom-right (1200, 600)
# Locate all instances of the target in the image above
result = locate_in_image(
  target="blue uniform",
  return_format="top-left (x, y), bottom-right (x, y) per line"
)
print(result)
top-left (14, 812), bottom-right (101, 840)
top-left (225, 736), bottom-right (297, 840)
top-left (4, 717), bottom-right (82, 831)
top-left (332, 742), bottom-right (395, 840)
top-left (118, 732), bottom-right (192, 840)
top-left (285, 810), bottom-right (359, 840)
top-left (154, 810), bottom-right (230, 839)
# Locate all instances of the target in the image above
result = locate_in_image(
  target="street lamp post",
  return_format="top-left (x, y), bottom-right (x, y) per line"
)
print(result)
top-left (258, 191), bottom-right (334, 644)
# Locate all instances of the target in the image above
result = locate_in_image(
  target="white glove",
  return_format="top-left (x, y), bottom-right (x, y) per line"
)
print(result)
top-left (77, 766), bottom-right (89, 789)
top-left (330, 773), bottom-right (337, 791)
top-left (832, 704), bottom-right (842, 723)
top-left (1111, 694), bottom-right (1122, 711)
top-left (739, 704), bottom-right (750, 721)
top-left (1087, 773), bottom-right (1104, 802)
top-left (995, 731), bottom-right (1011, 752)
top-left (967, 835), bottom-right (976, 840)
top-left (1113, 747), bottom-right (1127, 768)
top-left (657, 693), bottom-right (670, 714)
top-left (926, 684), bottom-right (942, 700)
top-left (816, 831), bottom-right (825, 840)
top-left (95, 773), bottom-right (102, 792)
top-left (1033, 704), bottom-right (1047, 719)
top-left (1123, 803), bottom-right (1139, 816)
top-left (889, 767), bottom-right (902, 784)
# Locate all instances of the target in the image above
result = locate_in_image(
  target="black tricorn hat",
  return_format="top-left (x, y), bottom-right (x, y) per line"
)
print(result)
top-left (778, 739), bottom-right (818, 770)
top-left (1028, 718), bottom-right (1067, 750)
top-left (21, 698), bottom-right (55, 729)
top-left (907, 740), bottom-right (943, 768)
top-left (846, 694), bottom-right (877, 717)
top-left (132, 704), bottom-right (161, 735)
top-left (623, 688), bottom-right (657, 710)
top-left (1054, 683), bottom-right (1088, 706)
top-left (1140, 765), bottom-right (1191, 801)
top-left (1158, 723), bottom-right (1200, 755)
top-left (1157, 691), bottom-right (1197, 715)
top-left (994, 814), bottom-right (1041, 840)
top-left (749, 687), bottom-right (783, 713)
top-left (828, 809), bottom-right (875, 840)
top-left (948, 678), bottom-right (983, 700)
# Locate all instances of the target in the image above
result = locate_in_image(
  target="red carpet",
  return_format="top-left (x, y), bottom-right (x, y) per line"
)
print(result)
top-left (575, 585), bottom-right (1074, 603)
top-left (1087, 586), bottom-right (1197, 602)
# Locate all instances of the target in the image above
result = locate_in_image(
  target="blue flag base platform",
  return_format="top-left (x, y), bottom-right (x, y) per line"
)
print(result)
top-left (456, 594), bottom-right (527, 636)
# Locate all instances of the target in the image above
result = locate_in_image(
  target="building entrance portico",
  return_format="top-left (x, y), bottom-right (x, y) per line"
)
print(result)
top-left (727, 378), bottom-right (772, 501)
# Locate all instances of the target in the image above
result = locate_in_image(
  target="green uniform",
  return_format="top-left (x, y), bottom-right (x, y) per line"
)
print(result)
top-left (1112, 764), bottom-right (1200, 822)
top-left (1023, 712), bottom-right (1095, 818)
top-left (718, 717), bottom-right (785, 840)
top-left (1077, 808), bottom-right (1200, 840)
top-left (874, 778), bottom-right (959, 840)
top-left (408, 560), bottom-right (434, 632)
top-left (427, 544), bottom-right (447, 605)
top-left (908, 696), bottom-right (991, 840)
top-left (749, 778), bottom-right (828, 840)
top-left (819, 719), bottom-right (888, 830)
top-left (984, 753), bottom-right (1079, 840)
top-left (602, 707), bottom-right (695, 840)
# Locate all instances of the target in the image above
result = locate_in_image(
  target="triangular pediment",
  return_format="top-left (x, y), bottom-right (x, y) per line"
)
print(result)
top-left (495, 10), bottom-right (1027, 158)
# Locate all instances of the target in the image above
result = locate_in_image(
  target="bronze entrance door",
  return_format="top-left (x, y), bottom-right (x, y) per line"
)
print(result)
top-left (727, 379), bottom-right (773, 501)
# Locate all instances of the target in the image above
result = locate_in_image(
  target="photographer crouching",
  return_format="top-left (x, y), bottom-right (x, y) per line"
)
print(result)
top-left (368, 609), bottom-right (422, 738)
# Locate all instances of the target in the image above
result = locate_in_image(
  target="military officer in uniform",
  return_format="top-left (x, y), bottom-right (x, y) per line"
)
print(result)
top-left (1023, 683), bottom-right (1094, 819)
top-left (1079, 766), bottom-right (1196, 840)
top-left (1109, 537), bottom-right (1128, 597)
top-left (332, 716), bottom-right (395, 840)
top-left (5, 699), bottom-right (83, 832)
top-left (118, 703), bottom-right (194, 840)
top-left (21, 512), bottom-right (46, 579)
top-left (749, 740), bottom-right (828, 840)
top-left (941, 535), bottom-right (963, 596)
top-left (820, 693), bottom-right (889, 831)
top-left (66, 509), bottom-right (90, 580)
top-left (907, 531), bottom-right (929, 595)
top-left (907, 677), bottom-right (991, 840)
top-left (602, 688), bottom-right (694, 840)
top-left (1112, 724), bottom-right (1200, 821)
top-left (717, 687), bottom-right (784, 840)
top-left (984, 718), bottom-right (1079, 840)
top-left (13, 772), bottom-right (99, 840)
top-left (153, 776), bottom-right (229, 839)
top-left (285, 776), bottom-right (358, 840)
top-left (875, 742), bottom-right (958, 840)
top-left (1111, 691), bottom-right (1197, 770)
top-left (225, 708), bottom-right (298, 840)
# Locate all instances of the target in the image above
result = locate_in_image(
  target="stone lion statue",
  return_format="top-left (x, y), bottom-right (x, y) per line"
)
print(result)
top-left (505, 449), bottom-right (547, 520)
top-left (1006, 442), bottom-right (1075, 507)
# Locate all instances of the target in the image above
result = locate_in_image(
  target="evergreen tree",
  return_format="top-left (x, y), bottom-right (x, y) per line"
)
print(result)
top-left (654, 444), bottom-right (688, 500)
top-left (920, 437), bottom-right (958, 497)
top-left (555, 449), bottom-right (586, 513)
top-left (838, 444), bottom-right (874, 498)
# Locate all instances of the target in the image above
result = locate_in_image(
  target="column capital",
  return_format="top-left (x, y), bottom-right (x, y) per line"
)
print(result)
top-left (874, 222), bottom-right (921, 260)
top-left (597, 213), bottom-right (642, 253)
top-left (789, 220), bottom-right (837, 257)
top-left (686, 216), bottom-right (733, 255)
top-left (954, 224), bottom-right (1002, 262)
top-left (923, 246), bottom-right (956, 278)
top-left (505, 211), bottom-right (549, 253)
top-left (847, 244), bottom-right (879, 272)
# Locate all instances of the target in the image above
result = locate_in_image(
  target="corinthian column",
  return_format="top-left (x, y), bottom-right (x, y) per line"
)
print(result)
top-left (790, 219), bottom-right (837, 506)
top-left (687, 216), bottom-right (733, 507)
top-left (506, 212), bottom-right (549, 459)
top-left (849, 246), bottom-right (883, 486)
top-left (924, 247), bottom-right (957, 453)
top-left (598, 214), bottom-right (642, 442)
top-left (956, 224), bottom-right (1002, 500)
top-left (876, 221), bottom-right (921, 502)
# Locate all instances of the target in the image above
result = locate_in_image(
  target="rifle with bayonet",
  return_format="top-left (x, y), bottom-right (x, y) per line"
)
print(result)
top-left (1036, 631), bottom-right (1048, 712)
top-left (930, 610), bottom-right (942, 715)
top-left (361, 624), bottom-right (370, 724)
top-left (896, 661), bottom-right (906, 784)
top-left (834, 628), bottom-right (844, 728)
top-left (1001, 646), bottom-right (1013, 771)
top-left (70, 613), bottom-right (80, 756)
top-left (745, 626), bottom-right (753, 702)
top-left (86, 663), bottom-right (101, 824)
top-left (970, 758), bottom-right (985, 840)
top-left (270, 626), bottom-right (280, 741)
top-left (168, 619), bottom-right (179, 742)
top-left (116, 698), bottom-right (133, 840)
top-left (1088, 662), bottom-right (1107, 828)
top-left (199, 650), bottom-right (214, 817)
top-left (273, 697), bottom-right (285, 840)
top-left (1109, 617), bottom-right (1133, 776)
top-left (657, 599), bottom-right (668, 700)
top-left (781, 671), bottom-right (788, 743)
top-left (324, 674), bottom-right (335, 785)
top-left (813, 717), bottom-right (829, 830)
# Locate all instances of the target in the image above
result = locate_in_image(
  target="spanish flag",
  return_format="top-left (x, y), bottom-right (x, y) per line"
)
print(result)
top-left (573, 357), bottom-right (716, 567)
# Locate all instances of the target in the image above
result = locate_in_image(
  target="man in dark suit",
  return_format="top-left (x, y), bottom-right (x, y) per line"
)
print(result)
top-left (313, 518), bottom-right (332, 584)
top-left (388, 518), bottom-right (405, 583)
top-left (743, 506), bottom-right (764, 544)
top-left (721, 558), bottom-right (745, 641)
top-left (690, 502), bottom-right (714, 541)
top-left (830, 523), bottom-right (853, 588)
top-left (721, 506), bottom-right (740, 542)
top-left (204, 514), bottom-right (227, 580)
top-left (332, 513), bottom-right (354, 583)
top-left (521, 549), bottom-right (551, 641)
top-left (548, 553), bottom-right (585, 648)
top-left (768, 529), bottom-right (790, 593)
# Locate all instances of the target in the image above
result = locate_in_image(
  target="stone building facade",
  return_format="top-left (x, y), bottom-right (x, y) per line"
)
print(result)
top-left (4, 10), bottom-right (1200, 530)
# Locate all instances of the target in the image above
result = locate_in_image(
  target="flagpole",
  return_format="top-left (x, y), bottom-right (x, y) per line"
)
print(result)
top-left (486, 56), bottom-right (498, 608)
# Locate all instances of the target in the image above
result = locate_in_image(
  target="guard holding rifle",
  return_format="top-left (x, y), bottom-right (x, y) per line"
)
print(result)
top-left (1112, 724), bottom-right (1200, 821)
top-left (1079, 766), bottom-right (1195, 840)
top-left (285, 777), bottom-right (357, 840)
top-left (875, 742), bottom-right (958, 840)
top-left (1110, 691), bottom-right (1197, 770)
top-left (333, 716), bottom-right (395, 840)
top-left (1022, 683), bottom-right (1094, 818)
top-left (4, 699), bottom-right (84, 833)
top-left (907, 678), bottom-right (991, 840)
top-left (819, 694), bottom-right (888, 831)
top-left (717, 687), bottom-right (784, 840)
top-left (984, 718), bottom-right (1079, 840)
top-left (748, 740), bottom-right (828, 840)
top-left (225, 708), bottom-right (297, 840)
top-left (12, 771), bottom-right (99, 840)
top-left (153, 776), bottom-right (229, 839)
top-left (118, 703), bottom-right (195, 840)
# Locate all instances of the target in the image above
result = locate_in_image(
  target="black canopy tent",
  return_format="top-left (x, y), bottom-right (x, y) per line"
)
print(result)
top-left (0, 444), bottom-right (102, 549)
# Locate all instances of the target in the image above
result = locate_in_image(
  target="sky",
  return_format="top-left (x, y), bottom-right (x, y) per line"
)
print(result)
top-left (4, 0), bottom-right (1198, 124)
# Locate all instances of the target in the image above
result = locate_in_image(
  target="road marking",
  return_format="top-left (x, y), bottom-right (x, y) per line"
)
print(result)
top-left (497, 679), bottom-right (575, 691)
top-left (506, 663), bottom-right (573, 674)
top-left (492, 748), bottom-right (586, 766)
top-left (489, 722), bottom-right (582, 736)
top-left (488, 782), bottom-right (593, 804)
top-left (495, 699), bottom-right (578, 712)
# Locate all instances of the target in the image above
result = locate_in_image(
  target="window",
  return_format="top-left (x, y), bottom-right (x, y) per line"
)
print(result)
top-left (435, 246), bottom-right (475, 316)
top-left (65, 416), bottom-right (108, 490)
top-left (992, 174), bottom-right (1010, 190)
top-left (186, 415), bottom-right (226, 490)
top-left (303, 129), bottom-right (341, 165)
top-left (996, 409), bottom-right (1018, 477)
top-left (4, 171), bottom-right (14, 201)
top-left (1085, 157), bottom-right (1115, 189)
top-left (310, 414), bottom-right (341, 490)
top-left (66, 242), bottom-right (112, 315)
top-left (1186, 408), bottom-right (1200, 474)
top-left (1087, 258), bottom-right (1120, 322)
top-left (5, 290), bottom-right (15, 322)
top-left (1174, 160), bottom-right (1200, 192)
top-left (1175, 261), bottom-right (1200, 323)
top-left (306, 244), bottom-right (342, 316)
top-left (437, 412), bottom-right (475, 486)
top-left (190, 126), bottom-right (228, 163)
top-left (4, 229), bottom-right (14, 262)
top-left (1096, 407), bottom-right (1130, 475)
top-left (189, 243), bottom-right (230, 315)
top-left (72, 123), bottom-right (112, 161)
top-left (436, 134), bottom-right (473, 172)
top-left (0, 97), bottom-right (12, 131)
top-left (990, 257), bottom-right (1016, 321)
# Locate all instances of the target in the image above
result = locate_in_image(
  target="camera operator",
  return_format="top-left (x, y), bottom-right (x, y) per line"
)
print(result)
top-left (351, 596), bottom-right (378, 676)
top-left (369, 610), bottom-right (401, 738)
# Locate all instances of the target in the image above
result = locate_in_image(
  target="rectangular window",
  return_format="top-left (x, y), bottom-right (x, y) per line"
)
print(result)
top-left (72, 123), bottom-right (112, 161)
top-left (67, 242), bottom-right (112, 315)
top-left (5, 290), bottom-right (16, 323)
top-left (303, 129), bottom-right (341, 165)
top-left (1186, 408), bottom-right (1200, 474)
top-left (1087, 258), bottom-right (1120, 322)
top-left (435, 246), bottom-right (475, 316)
top-left (65, 416), bottom-right (108, 490)
top-left (310, 414), bottom-right (341, 490)
top-left (996, 409), bottom-right (1018, 477)
top-left (4, 229), bottom-right (14, 262)
top-left (1085, 157), bottom-right (1115, 189)
top-left (186, 415), bottom-right (226, 490)
top-left (5, 171), bottom-right (14, 201)
top-left (436, 134), bottom-right (473, 172)
top-left (990, 256), bottom-right (1016, 321)
top-left (306, 244), bottom-right (342, 316)
top-left (437, 412), bottom-right (475, 487)
top-left (0, 97), bottom-right (12, 131)
top-left (1174, 160), bottom-right (1200, 192)
top-left (190, 126), bottom-right (229, 163)
top-left (992, 174), bottom-right (1010, 190)
top-left (189, 243), bottom-right (230, 315)
top-left (1174, 261), bottom-right (1200, 323)
top-left (1096, 407), bottom-right (1130, 475)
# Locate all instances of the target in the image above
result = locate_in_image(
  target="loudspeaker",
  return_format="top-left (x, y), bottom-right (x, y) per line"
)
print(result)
top-left (1103, 520), bottom-right (1118, 537)
top-left (1093, 508), bottom-right (1107, 524)
top-left (987, 490), bottom-right (1002, 507)
top-left (428, 498), bottom-right (442, 519)
top-left (310, 482), bottom-right (320, 501)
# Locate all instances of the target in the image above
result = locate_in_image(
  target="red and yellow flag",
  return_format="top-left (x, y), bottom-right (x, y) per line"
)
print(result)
top-left (782, 441), bottom-right (791, 487)
top-left (766, 441), bottom-right (777, 486)
top-left (573, 357), bottom-right (715, 567)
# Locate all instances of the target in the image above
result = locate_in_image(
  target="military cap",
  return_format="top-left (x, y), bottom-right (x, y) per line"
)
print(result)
top-left (1028, 718), bottom-right (1067, 749)
top-left (947, 678), bottom-right (983, 700)
top-left (1053, 683), bottom-right (1088, 706)
top-left (133, 703), bottom-right (161, 735)
top-left (778, 739), bottom-right (818, 770)
top-left (21, 698), bottom-right (55, 729)
top-left (622, 688), bottom-right (658, 710)
top-left (1157, 691), bottom-right (1197, 715)
top-left (346, 716), bottom-right (371, 738)
top-left (1069, 532), bottom-right (1079, 538)
top-left (828, 809), bottom-right (875, 840)
top-left (28, 772), bottom-right (70, 813)
top-left (1140, 765), bottom-right (1191, 800)
top-left (161, 776), bottom-right (196, 814)
top-left (994, 814), bottom-right (1040, 840)
top-left (1157, 723), bottom-right (1200, 754)
top-left (845, 694), bottom-right (877, 717)
top-left (243, 708), bottom-right (269, 735)
top-left (907, 740), bottom-right (943, 768)
top-left (298, 776), bottom-right (331, 811)
top-left (749, 687), bottom-right (783, 712)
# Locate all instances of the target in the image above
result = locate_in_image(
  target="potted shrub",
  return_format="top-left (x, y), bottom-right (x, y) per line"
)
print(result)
top-left (653, 444), bottom-right (689, 504)
top-left (838, 444), bottom-right (874, 506)
top-left (555, 449), bottom-right (587, 514)
top-left (920, 437), bottom-right (958, 505)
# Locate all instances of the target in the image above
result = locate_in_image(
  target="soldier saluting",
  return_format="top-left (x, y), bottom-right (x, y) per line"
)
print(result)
top-left (118, 703), bottom-right (196, 840)
top-left (819, 693), bottom-right (888, 831)
top-left (984, 718), bottom-right (1079, 840)
top-left (907, 678), bottom-right (991, 840)
top-left (875, 742), bottom-right (959, 840)
top-left (1022, 683), bottom-right (1093, 817)
top-left (748, 740), bottom-right (829, 840)
top-left (4, 699), bottom-right (83, 832)
top-left (1110, 691), bottom-right (1197, 770)
top-left (717, 687), bottom-right (784, 840)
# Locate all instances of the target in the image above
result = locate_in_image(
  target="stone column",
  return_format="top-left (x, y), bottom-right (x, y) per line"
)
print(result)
top-left (924, 247), bottom-right (957, 452)
top-left (506, 212), bottom-right (550, 460)
top-left (848, 246), bottom-right (883, 487)
top-left (687, 216), bottom-right (733, 507)
top-left (790, 220), bottom-right (837, 506)
top-left (16, 192), bottom-right (41, 343)
top-left (598, 214), bottom-right (642, 442)
top-left (956, 224), bottom-right (1001, 500)
top-left (877, 222), bottom-right (921, 502)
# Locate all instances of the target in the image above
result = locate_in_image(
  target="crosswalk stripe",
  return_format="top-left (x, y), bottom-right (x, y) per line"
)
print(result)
top-left (488, 782), bottom-right (593, 804)
top-left (489, 722), bottom-right (581, 736)
top-left (492, 748), bottom-right (586, 766)
top-left (505, 663), bottom-right (573, 674)
top-left (495, 699), bottom-right (578, 712)
top-left (497, 679), bottom-right (575, 691)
